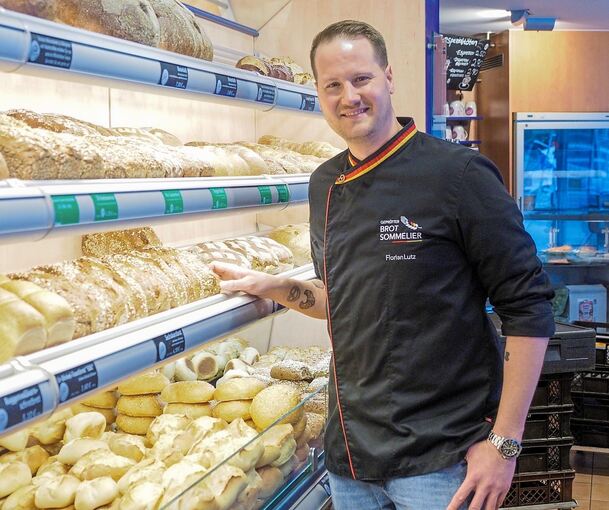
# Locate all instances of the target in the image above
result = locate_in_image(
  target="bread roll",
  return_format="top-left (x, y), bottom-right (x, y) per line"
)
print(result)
top-left (35, 459), bottom-right (68, 483)
top-left (256, 424), bottom-right (294, 468)
top-left (115, 415), bottom-right (154, 436)
top-left (0, 461), bottom-right (31, 498)
top-left (0, 446), bottom-right (49, 475)
top-left (31, 409), bottom-right (73, 445)
top-left (270, 438), bottom-right (297, 468)
top-left (160, 362), bottom-right (176, 381)
top-left (173, 358), bottom-right (197, 382)
top-left (118, 372), bottom-right (169, 396)
top-left (292, 414), bottom-right (307, 440)
top-left (119, 481), bottom-right (163, 510)
top-left (70, 404), bottom-right (116, 425)
top-left (74, 477), bottom-right (118, 510)
top-left (0, 279), bottom-right (75, 347)
top-left (0, 429), bottom-right (29, 452)
top-left (117, 395), bottom-right (162, 418)
top-left (213, 378), bottom-right (267, 402)
top-left (160, 381), bottom-right (215, 404)
top-left (223, 358), bottom-right (250, 374)
top-left (57, 440), bottom-right (109, 465)
top-left (81, 228), bottom-right (161, 258)
top-left (81, 391), bottom-right (118, 410)
top-left (107, 434), bottom-right (146, 463)
top-left (70, 449), bottom-right (135, 481)
top-left (146, 414), bottom-right (191, 445)
top-left (211, 400), bottom-right (251, 422)
top-left (189, 352), bottom-right (222, 381)
top-left (64, 412), bottom-right (106, 442)
top-left (250, 385), bottom-right (303, 430)
top-left (1, 483), bottom-right (36, 510)
top-left (34, 474), bottom-right (80, 508)
top-left (163, 403), bottom-right (212, 419)
top-left (238, 347), bottom-right (260, 366)
top-left (256, 466), bottom-right (284, 499)
top-left (0, 287), bottom-right (47, 362)
top-left (117, 459), bottom-right (164, 495)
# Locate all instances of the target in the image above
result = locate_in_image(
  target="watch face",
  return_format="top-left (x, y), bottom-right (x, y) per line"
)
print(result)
top-left (500, 439), bottom-right (521, 458)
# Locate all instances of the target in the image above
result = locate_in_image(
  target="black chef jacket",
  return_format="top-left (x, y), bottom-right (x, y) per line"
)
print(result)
top-left (308, 118), bottom-right (555, 481)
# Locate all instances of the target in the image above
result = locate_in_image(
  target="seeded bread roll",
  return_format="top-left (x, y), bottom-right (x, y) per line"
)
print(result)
top-left (0, 461), bottom-right (32, 498)
top-left (0, 151), bottom-right (8, 179)
top-left (117, 395), bottom-right (162, 418)
top-left (118, 372), bottom-right (169, 396)
top-left (213, 378), bottom-right (267, 402)
top-left (74, 477), bottom-right (118, 510)
top-left (270, 360), bottom-right (313, 382)
top-left (81, 391), bottom-right (118, 410)
top-left (250, 385), bottom-right (303, 430)
top-left (160, 381), bottom-right (215, 403)
top-left (34, 474), bottom-right (80, 508)
top-left (115, 415), bottom-right (154, 436)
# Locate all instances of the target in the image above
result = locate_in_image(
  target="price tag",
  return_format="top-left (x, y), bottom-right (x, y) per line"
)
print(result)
top-left (153, 329), bottom-right (185, 362)
top-left (256, 84), bottom-right (276, 104)
top-left (162, 190), bottom-right (184, 214)
top-left (159, 62), bottom-right (188, 89)
top-left (52, 195), bottom-right (80, 225)
top-left (258, 186), bottom-right (273, 204)
top-left (29, 33), bottom-right (72, 69)
top-left (209, 188), bottom-right (228, 209)
top-left (0, 385), bottom-right (44, 432)
top-left (300, 93), bottom-right (316, 111)
top-left (214, 74), bottom-right (238, 97)
top-left (56, 363), bottom-right (98, 403)
top-left (91, 193), bottom-right (119, 221)
top-left (276, 184), bottom-right (289, 203)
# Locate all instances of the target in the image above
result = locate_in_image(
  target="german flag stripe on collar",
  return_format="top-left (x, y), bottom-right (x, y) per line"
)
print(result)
top-left (337, 122), bottom-right (417, 184)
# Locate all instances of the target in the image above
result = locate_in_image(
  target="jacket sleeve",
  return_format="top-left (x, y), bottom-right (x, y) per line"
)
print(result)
top-left (455, 154), bottom-right (555, 337)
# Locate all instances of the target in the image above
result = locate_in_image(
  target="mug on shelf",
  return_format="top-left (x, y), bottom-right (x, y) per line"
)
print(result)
top-left (445, 127), bottom-right (453, 140)
top-left (465, 101), bottom-right (477, 116)
top-left (452, 125), bottom-right (468, 141)
top-left (449, 100), bottom-right (465, 117)
top-left (442, 102), bottom-right (450, 116)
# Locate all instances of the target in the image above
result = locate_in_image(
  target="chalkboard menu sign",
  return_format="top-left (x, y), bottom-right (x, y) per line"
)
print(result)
top-left (444, 35), bottom-right (490, 91)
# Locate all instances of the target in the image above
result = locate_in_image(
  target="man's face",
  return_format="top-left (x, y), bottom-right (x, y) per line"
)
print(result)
top-left (314, 36), bottom-right (395, 146)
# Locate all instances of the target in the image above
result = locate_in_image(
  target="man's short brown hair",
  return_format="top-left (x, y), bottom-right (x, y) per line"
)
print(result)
top-left (310, 20), bottom-right (388, 79)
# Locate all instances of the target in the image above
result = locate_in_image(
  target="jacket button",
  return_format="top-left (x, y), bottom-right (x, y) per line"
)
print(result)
top-left (337, 174), bottom-right (345, 183)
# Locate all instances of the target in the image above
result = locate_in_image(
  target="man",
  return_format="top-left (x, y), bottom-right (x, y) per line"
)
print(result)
top-left (212, 20), bottom-right (554, 510)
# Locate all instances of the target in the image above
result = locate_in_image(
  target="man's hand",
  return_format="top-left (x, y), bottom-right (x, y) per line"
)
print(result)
top-left (210, 261), bottom-right (275, 296)
top-left (446, 440), bottom-right (515, 510)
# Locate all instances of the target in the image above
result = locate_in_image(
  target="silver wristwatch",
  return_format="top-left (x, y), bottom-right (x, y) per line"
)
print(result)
top-left (487, 430), bottom-right (523, 459)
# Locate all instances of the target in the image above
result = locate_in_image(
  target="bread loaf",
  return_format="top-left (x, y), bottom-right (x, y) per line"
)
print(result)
top-left (142, 127), bottom-right (182, 146)
top-left (0, 151), bottom-right (9, 179)
top-left (34, 474), bottom-right (80, 508)
top-left (187, 242), bottom-right (252, 270)
top-left (0, 1), bottom-right (58, 20)
top-left (82, 228), bottom-right (162, 258)
top-left (236, 56), bottom-right (270, 76)
top-left (267, 224), bottom-right (312, 266)
top-left (4, 110), bottom-right (113, 137)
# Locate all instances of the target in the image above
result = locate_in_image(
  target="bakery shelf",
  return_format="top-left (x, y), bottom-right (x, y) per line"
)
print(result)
top-left (0, 264), bottom-right (316, 436)
top-left (0, 8), bottom-right (321, 114)
top-left (446, 116), bottom-right (483, 121)
top-left (0, 174), bottom-right (310, 241)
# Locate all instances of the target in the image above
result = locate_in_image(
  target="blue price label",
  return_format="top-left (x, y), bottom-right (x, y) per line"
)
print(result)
top-left (29, 33), bottom-right (72, 69)
top-left (300, 94), bottom-right (316, 111)
top-left (214, 74), bottom-right (238, 97)
top-left (256, 84), bottom-right (276, 104)
top-left (0, 385), bottom-right (44, 432)
top-left (153, 329), bottom-right (185, 362)
top-left (159, 62), bottom-right (189, 89)
top-left (56, 363), bottom-right (99, 403)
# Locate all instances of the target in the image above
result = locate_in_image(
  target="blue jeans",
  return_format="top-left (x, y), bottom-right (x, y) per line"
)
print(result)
top-left (328, 461), bottom-right (469, 510)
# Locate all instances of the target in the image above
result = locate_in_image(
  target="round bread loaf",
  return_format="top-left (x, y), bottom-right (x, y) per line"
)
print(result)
top-left (34, 474), bottom-right (80, 508)
top-left (70, 403), bottom-right (116, 425)
top-left (211, 400), bottom-right (251, 422)
top-left (74, 477), bottom-right (118, 510)
top-left (118, 372), bottom-right (169, 395)
top-left (1, 483), bottom-right (36, 510)
top-left (146, 414), bottom-right (191, 444)
top-left (250, 385), bottom-right (303, 430)
top-left (81, 391), bottom-right (118, 409)
top-left (0, 461), bottom-right (31, 498)
top-left (64, 412), bottom-right (106, 442)
top-left (117, 395), bottom-right (162, 417)
top-left (57, 439), bottom-right (109, 466)
top-left (163, 402), bottom-right (212, 419)
top-left (107, 434), bottom-right (146, 462)
top-left (115, 415), bottom-right (154, 436)
top-left (160, 381), bottom-right (214, 403)
top-left (213, 378), bottom-right (267, 402)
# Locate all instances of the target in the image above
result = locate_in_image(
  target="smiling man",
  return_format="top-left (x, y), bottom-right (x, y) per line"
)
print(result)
top-left (212, 20), bottom-right (555, 510)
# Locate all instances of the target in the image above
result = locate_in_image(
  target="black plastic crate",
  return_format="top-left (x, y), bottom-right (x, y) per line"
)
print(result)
top-left (523, 405), bottom-right (573, 441)
top-left (502, 470), bottom-right (574, 508)
top-left (516, 440), bottom-right (573, 474)
top-left (596, 343), bottom-right (609, 366)
top-left (572, 419), bottom-right (609, 448)
top-left (530, 373), bottom-right (573, 408)
top-left (572, 365), bottom-right (609, 395)
top-left (573, 394), bottom-right (609, 421)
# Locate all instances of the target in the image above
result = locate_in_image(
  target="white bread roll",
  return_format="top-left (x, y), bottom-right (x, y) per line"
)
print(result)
top-left (160, 381), bottom-right (215, 404)
top-left (118, 372), bottom-right (169, 396)
top-left (57, 440), bottom-right (109, 465)
top-left (31, 409), bottom-right (73, 446)
top-left (213, 378), bottom-right (267, 402)
top-left (2, 483), bottom-right (36, 510)
top-left (0, 288), bottom-right (47, 362)
top-left (223, 358), bottom-right (250, 374)
top-left (71, 404), bottom-right (116, 425)
top-left (146, 414), bottom-right (191, 445)
top-left (267, 224), bottom-right (312, 267)
top-left (173, 358), bottom-right (197, 382)
top-left (34, 459), bottom-right (68, 485)
top-left (74, 477), bottom-right (118, 510)
top-left (189, 352), bottom-right (221, 380)
top-left (64, 412), bottom-right (106, 442)
top-left (81, 391), bottom-right (118, 410)
top-left (0, 461), bottom-right (32, 498)
top-left (211, 400), bottom-right (251, 422)
top-left (215, 369), bottom-right (251, 386)
top-left (70, 449), bottom-right (136, 481)
top-left (161, 362), bottom-right (176, 381)
top-left (107, 434), bottom-right (146, 463)
top-left (238, 347), bottom-right (260, 366)
top-left (250, 385), bottom-right (303, 430)
top-left (256, 424), bottom-right (294, 468)
top-left (117, 395), bottom-right (162, 418)
top-left (117, 458), bottom-right (165, 495)
top-left (0, 446), bottom-right (50, 475)
top-left (0, 280), bottom-right (75, 347)
top-left (119, 481), bottom-right (163, 510)
top-left (0, 429), bottom-right (29, 452)
top-left (179, 416), bottom-right (225, 449)
top-left (163, 403), bottom-right (212, 419)
top-left (146, 432), bottom-right (185, 467)
top-left (115, 415), bottom-right (154, 436)
top-left (34, 474), bottom-right (80, 508)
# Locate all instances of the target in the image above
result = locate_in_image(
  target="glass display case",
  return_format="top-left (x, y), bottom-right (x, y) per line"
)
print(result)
top-left (514, 113), bottom-right (609, 264)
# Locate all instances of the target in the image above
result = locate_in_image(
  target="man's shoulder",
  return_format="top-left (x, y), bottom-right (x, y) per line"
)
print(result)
top-left (310, 149), bottom-right (349, 185)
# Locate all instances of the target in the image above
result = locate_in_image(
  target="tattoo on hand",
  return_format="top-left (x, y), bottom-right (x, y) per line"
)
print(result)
top-left (287, 286), bottom-right (301, 302)
top-left (299, 289), bottom-right (316, 309)
top-left (505, 351), bottom-right (510, 362)
top-left (312, 280), bottom-right (325, 289)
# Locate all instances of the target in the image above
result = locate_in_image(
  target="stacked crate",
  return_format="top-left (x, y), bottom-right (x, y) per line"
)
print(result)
top-left (571, 336), bottom-right (609, 447)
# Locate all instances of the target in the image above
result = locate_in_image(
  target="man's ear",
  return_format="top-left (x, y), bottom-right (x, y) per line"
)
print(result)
top-left (385, 64), bottom-right (395, 94)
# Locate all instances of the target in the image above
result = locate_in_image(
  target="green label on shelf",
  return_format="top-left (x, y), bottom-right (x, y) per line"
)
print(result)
top-left (52, 195), bottom-right (80, 225)
top-left (209, 188), bottom-right (228, 209)
top-left (276, 184), bottom-right (289, 203)
top-left (258, 186), bottom-right (273, 205)
top-left (162, 190), bottom-right (183, 214)
top-left (91, 193), bottom-right (118, 221)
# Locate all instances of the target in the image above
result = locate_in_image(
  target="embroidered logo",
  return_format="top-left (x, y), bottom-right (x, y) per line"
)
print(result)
top-left (400, 216), bottom-right (421, 231)
top-left (379, 217), bottom-right (423, 243)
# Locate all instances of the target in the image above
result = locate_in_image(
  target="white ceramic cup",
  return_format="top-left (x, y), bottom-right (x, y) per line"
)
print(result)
top-left (442, 103), bottom-right (450, 116)
top-left (449, 100), bottom-right (465, 117)
top-left (445, 127), bottom-right (453, 140)
top-left (465, 101), bottom-right (477, 116)
top-left (452, 125), bottom-right (468, 141)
